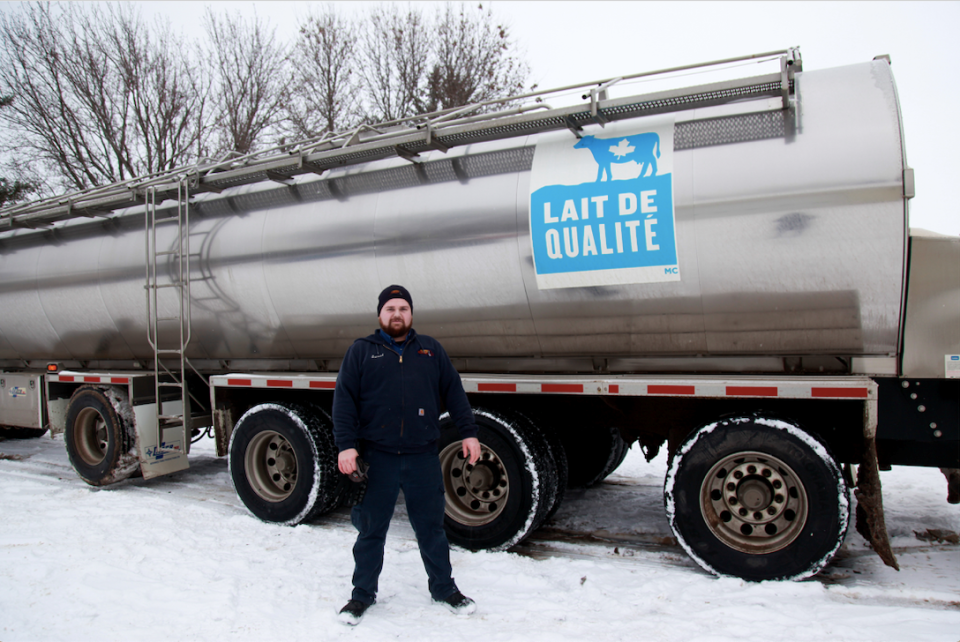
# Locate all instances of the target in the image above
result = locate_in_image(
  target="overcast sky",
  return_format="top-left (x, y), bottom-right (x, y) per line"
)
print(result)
top-left (27, 1), bottom-right (960, 235)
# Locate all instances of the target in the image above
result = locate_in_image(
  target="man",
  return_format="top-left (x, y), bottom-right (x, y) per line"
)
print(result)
top-left (333, 284), bottom-right (482, 626)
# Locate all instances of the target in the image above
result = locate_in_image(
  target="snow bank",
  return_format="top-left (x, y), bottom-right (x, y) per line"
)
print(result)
top-left (0, 434), bottom-right (957, 641)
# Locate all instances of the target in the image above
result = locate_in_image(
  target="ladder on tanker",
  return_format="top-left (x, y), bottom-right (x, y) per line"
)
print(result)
top-left (0, 48), bottom-right (802, 230)
top-left (145, 180), bottom-right (210, 452)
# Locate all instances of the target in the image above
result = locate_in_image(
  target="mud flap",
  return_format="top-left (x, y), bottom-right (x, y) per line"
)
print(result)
top-left (854, 436), bottom-right (899, 571)
top-left (941, 468), bottom-right (960, 504)
top-left (134, 403), bottom-right (189, 480)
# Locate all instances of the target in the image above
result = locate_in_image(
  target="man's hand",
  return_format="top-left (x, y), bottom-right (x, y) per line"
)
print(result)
top-left (462, 437), bottom-right (481, 465)
top-left (338, 448), bottom-right (359, 475)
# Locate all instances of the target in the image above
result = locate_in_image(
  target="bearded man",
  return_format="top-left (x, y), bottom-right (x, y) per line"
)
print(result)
top-left (333, 284), bottom-right (481, 625)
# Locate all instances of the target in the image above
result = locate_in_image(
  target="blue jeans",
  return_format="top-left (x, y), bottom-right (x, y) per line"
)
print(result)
top-left (350, 449), bottom-right (458, 604)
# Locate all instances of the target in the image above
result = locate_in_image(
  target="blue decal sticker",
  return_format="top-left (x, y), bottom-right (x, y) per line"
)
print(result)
top-left (146, 441), bottom-right (182, 461)
top-left (529, 118), bottom-right (679, 289)
top-left (574, 133), bottom-right (662, 181)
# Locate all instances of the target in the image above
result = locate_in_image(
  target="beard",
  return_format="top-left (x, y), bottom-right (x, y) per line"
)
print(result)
top-left (379, 316), bottom-right (411, 339)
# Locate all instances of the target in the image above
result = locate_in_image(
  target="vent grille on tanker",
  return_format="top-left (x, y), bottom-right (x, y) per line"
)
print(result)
top-left (459, 147), bottom-right (534, 177)
top-left (420, 161), bottom-right (460, 183)
top-left (191, 183), bottom-right (304, 218)
top-left (343, 164), bottom-right (423, 194)
top-left (293, 180), bottom-right (338, 202)
top-left (675, 110), bottom-right (789, 150)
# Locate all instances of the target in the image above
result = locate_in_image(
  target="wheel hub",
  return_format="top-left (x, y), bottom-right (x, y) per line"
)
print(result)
top-left (245, 430), bottom-right (298, 502)
top-left (440, 442), bottom-right (509, 526)
top-left (737, 477), bottom-right (773, 512)
top-left (73, 407), bottom-right (109, 466)
top-left (700, 452), bottom-right (808, 554)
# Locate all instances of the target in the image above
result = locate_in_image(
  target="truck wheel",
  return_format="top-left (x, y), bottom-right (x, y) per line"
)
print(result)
top-left (439, 408), bottom-right (557, 550)
top-left (562, 424), bottom-right (627, 488)
top-left (229, 403), bottom-right (340, 525)
top-left (515, 411), bottom-right (568, 521)
top-left (1, 426), bottom-right (48, 439)
top-left (603, 432), bottom-right (630, 480)
top-left (665, 416), bottom-right (850, 581)
top-left (64, 386), bottom-right (139, 486)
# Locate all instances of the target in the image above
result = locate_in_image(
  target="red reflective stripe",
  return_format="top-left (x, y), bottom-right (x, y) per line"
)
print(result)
top-left (727, 386), bottom-right (778, 397)
top-left (83, 376), bottom-right (100, 383)
top-left (267, 380), bottom-right (293, 388)
top-left (111, 378), bottom-right (129, 385)
top-left (649, 384), bottom-right (695, 395)
top-left (478, 383), bottom-right (517, 392)
top-left (309, 381), bottom-right (336, 389)
top-left (541, 384), bottom-right (583, 393)
top-left (608, 384), bottom-right (619, 394)
top-left (812, 387), bottom-right (868, 399)
top-left (59, 375), bottom-right (75, 382)
top-left (227, 379), bottom-right (252, 387)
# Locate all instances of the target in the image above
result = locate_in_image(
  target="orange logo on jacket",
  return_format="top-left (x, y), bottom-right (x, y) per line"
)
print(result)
top-left (418, 349), bottom-right (434, 357)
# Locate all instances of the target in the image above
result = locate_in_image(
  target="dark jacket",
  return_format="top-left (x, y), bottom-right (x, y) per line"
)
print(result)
top-left (332, 328), bottom-right (478, 454)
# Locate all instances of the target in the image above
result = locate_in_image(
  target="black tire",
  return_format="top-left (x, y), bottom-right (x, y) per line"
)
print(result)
top-left (515, 411), bottom-right (568, 522)
top-left (561, 424), bottom-right (627, 488)
top-left (306, 404), bottom-right (349, 512)
top-left (1, 426), bottom-right (48, 439)
top-left (664, 415), bottom-right (850, 581)
top-left (64, 386), bottom-right (139, 486)
top-left (229, 402), bottom-right (340, 525)
top-left (438, 408), bottom-right (556, 550)
top-left (602, 431), bottom-right (630, 480)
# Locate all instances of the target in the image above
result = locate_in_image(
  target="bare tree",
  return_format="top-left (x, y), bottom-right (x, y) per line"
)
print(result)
top-left (0, 94), bottom-right (34, 205)
top-left (427, 3), bottom-right (529, 113)
top-left (0, 1), bottom-right (535, 200)
top-left (359, 5), bottom-right (431, 123)
top-left (204, 8), bottom-right (288, 156)
top-left (0, 2), bottom-right (207, 193)
top-left (286, 8), bottom-right (360, 139)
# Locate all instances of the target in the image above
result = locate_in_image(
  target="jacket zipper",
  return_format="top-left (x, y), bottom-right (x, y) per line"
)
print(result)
top-left (382, 344), bottom-right (405, 446)
top-left (382, 336), bottom-right (415, 453)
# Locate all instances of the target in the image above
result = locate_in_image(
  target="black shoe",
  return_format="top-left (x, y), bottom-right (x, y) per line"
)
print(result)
top-left (338, 599), bottom-right (373, 626)
top-left (434, 590), bottom-right (477, 615)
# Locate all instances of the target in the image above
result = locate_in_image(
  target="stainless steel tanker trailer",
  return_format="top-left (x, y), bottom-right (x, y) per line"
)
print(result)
top-left (1, 48), bottom-right (957, 581)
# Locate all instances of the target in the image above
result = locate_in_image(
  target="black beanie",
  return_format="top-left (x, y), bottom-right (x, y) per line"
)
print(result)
top-left (377, 285), bottom-right (413, 315)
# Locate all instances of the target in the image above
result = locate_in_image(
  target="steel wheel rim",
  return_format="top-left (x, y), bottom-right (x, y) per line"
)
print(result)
top-left (700, 450), bottom-right (809, 554)
top-left (73, 407), bottom-right (109, 466)
top-left (245, 430), bottom-right (298, 502)
top-left (440, 441), bottom-right (509, 527)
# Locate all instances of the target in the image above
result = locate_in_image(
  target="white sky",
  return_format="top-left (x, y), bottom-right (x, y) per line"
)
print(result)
top-left (10, 1), bottom-right (960, 235)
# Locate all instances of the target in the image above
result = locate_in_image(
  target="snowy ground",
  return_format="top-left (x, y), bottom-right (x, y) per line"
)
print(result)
top-left (1, 433), bottom-right (957, 642)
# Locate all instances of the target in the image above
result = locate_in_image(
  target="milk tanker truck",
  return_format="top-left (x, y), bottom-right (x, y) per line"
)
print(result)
top-left (1, 48), bottom-right (957, 581)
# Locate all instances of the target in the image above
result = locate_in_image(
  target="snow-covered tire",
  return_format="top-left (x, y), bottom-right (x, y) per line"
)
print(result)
top-left (64, 386), bottom-right (138, 486)
top-left (229, 403), bottom-right (340, 525)
top-left (1, 426), bottom-right (48, 439)
top-left (561, 424), bottom-right (627, 488)
top-left (515, 412), bottom-right (568, 522)
top-left (665, 415), bottom-right (849, 581)
top-left (439, 408), bottom-right (557, 550)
